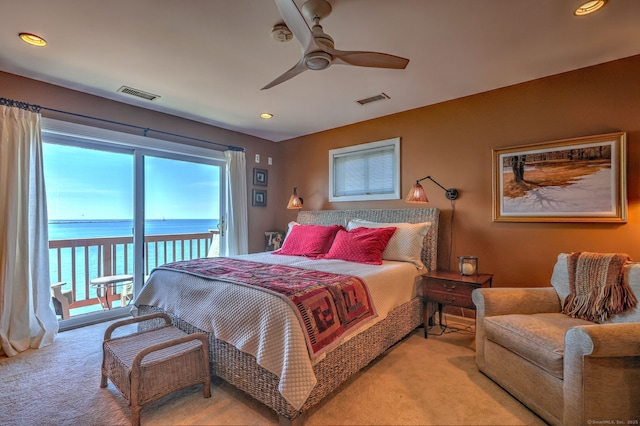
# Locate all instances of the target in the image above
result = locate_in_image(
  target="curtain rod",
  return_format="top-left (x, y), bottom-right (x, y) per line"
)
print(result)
top-left (0, 97), bottom-right (245, 152)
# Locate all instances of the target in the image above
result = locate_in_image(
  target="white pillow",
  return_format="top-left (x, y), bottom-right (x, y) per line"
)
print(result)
top-left (550, 253), bottom-right (640, 323)
top-left (347, 218), bottom-right (431, 268)
top-left (283, 221), bottom-right (298, 241)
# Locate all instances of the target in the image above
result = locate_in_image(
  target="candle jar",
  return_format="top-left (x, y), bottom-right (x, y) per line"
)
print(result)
top-left (458, 256), bottom-right (478, 276)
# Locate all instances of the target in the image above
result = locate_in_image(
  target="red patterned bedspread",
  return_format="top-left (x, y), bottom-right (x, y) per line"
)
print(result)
top-left (157, 257), bottom-right (377, 356)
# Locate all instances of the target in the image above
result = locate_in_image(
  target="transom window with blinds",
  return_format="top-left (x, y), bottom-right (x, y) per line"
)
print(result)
top-left (329, 137), bottom-right (400, 202)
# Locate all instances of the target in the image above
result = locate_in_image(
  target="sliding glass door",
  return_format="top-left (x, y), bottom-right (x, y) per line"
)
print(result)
top-left (42, 120), bottom-right (226, 329)
top-left (142, 155), bottom-right (223, 277)
top-left (44, 143), bottom-right (135, 320)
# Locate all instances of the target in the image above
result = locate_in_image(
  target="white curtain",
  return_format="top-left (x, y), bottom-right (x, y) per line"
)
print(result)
top-left (223, 150), bottom-right (248, 256)
top-left (0, 105), bottom-right (58, 357)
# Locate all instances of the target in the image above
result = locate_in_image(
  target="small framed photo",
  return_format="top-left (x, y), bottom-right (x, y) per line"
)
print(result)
top-left (252, 189), bottom-right (267, 207)
top-left (253, 168), bottom-right (268, 186)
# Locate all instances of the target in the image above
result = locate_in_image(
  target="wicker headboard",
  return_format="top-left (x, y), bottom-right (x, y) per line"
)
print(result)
top-left (296, 208), bottom-right (440, 272)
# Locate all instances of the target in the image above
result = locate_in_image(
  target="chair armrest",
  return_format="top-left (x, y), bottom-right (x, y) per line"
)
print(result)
top-left (103, 312), bottom-right (172, 341)
top-left (129, 332), bottom-right (210, 402)
top-left (132, 333), bottom-right (209, 370)
top-left (51, 281), bottom-right (66, 290)
top-left (564, 323), bottom-right (640, 424)
top-left (565, 322), bottom-right (640, 358)
top-left (472, 287), bottom-right (561, 317)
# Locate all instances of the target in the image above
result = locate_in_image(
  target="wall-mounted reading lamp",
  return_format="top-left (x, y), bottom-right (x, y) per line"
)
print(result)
top-left (406, 175), bottom-right (459, 271)
top-left (405, 176), bottom-right (459, 203)
top-left (286, 187), bottom-right (304, 209)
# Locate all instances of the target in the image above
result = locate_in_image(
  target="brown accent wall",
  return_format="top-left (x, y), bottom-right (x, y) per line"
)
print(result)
top-left (0, 71), bottom-right (280, 253)
top-left (277, 55), bottom-right (640, 288)
top-left (4, 53), bottom-right (640, 278)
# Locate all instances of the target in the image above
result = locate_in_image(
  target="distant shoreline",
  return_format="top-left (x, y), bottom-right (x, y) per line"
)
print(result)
top-left (48, 218), bottom-right (219, 240)
top-left (49, 218), bottom-right (212, 224)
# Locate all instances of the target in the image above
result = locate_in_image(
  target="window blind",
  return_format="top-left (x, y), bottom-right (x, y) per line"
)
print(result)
top-left (329, 138), bottom-right (400, 202)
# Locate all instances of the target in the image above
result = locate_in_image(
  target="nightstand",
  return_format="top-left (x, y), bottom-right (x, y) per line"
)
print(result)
top-left (421, 270), bottom-right (493, 338)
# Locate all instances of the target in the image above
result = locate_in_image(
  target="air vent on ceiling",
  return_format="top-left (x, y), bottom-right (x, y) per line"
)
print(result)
top-left (355, 92), bottom-right (390, 105)
top-left (117, 86), bottom-right (161, 101)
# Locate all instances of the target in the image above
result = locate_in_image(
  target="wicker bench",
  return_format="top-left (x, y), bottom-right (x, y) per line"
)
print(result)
top-left (101, 313), bottom-right (211, 426)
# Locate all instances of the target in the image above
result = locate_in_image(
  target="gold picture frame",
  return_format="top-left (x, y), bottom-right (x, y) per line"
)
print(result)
top-left (492, 132), bottom-right (626, 223)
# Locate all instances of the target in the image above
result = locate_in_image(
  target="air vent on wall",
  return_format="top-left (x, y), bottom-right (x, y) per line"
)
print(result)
top-left (355, 92), bottom-right (390, 105)
top-left (117, 86), bottom-right (161, 101)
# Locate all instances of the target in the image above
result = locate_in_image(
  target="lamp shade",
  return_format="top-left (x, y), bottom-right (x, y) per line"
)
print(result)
top-left (405, 182), bottom-right (428, 203)
top-left (286, 187), bottom-right (303, 209)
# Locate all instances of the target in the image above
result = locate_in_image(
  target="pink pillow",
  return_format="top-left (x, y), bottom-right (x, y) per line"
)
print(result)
top-left (274, 224), bottom-right (343, 257)
top-left (320, 227), bottom-right (396, 265)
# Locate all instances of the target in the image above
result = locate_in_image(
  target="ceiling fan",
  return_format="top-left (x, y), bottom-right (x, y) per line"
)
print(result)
top-left (262, 0), bottom-right (410, 90)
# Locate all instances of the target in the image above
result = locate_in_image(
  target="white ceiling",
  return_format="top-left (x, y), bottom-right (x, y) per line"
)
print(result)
top-left (2, 0), bottom-right (640, 142)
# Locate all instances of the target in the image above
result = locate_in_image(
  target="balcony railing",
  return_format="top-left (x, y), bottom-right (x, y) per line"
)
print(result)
top-left (49, 231), bottom-right (220, 315)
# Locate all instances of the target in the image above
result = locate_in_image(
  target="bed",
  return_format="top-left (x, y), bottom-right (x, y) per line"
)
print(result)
top-left (135, 208), bottom-right (439, 423)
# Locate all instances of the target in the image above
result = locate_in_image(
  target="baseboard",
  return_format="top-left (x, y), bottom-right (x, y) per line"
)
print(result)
top-left (444, 313), bottom-right (476, 327)
top-left (426, 312), bottom-right (476, 340)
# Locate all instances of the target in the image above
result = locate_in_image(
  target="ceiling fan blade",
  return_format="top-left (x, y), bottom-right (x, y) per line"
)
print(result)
top-left (275, 0), bottom-right (319, 53)
top-left (261, 59), bottom-right (308, 90)
top-left (331, 49), bottom-right (410, 69)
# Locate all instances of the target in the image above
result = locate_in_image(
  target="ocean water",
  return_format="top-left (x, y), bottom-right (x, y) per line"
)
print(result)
top-left (49, 219), bottom-right (218, 301)
top-left (48, 218), bottom-right (219, 240)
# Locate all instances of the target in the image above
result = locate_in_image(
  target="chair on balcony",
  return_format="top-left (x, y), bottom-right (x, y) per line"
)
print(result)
top-left (120, 282), bottom-right (133, 306)
top-left (51, 282), bottom-right (72, 319)
top-left (120, 276), bottom-right (148, 307)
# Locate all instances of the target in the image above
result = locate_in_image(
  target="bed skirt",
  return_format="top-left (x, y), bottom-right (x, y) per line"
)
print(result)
top-left (137, 296), bottom-right (422, 420)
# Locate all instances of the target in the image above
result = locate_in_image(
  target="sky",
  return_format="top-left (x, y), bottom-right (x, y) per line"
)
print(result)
top-left (43, 143), bottom-right (221, 220)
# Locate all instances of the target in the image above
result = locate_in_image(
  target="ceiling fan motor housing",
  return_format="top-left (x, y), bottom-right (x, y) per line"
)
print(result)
top-left (312, 23), bottom-right (334, 48)
top-left (301, 0), bottom-right (332, 21)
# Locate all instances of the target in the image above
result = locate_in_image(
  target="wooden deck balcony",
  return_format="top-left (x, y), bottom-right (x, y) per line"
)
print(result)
top-left (49, 231), bottom-right (220, 316)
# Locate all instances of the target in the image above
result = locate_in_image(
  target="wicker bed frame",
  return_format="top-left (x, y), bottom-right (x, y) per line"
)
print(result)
top-left (138, 208), bottom-right (439, 423)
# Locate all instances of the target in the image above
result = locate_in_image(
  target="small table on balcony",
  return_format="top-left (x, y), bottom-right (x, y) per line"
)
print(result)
top-left (90, 274), bottom-right (134, 310)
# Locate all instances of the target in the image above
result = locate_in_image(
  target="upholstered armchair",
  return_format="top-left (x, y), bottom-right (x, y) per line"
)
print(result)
top-left (472, 254), bottom-right (640, 426)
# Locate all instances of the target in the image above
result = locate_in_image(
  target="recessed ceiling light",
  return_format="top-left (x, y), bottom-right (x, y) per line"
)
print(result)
top-left (574, 0), bottom-right (607, 16)
top-left (19, 32), bottom-right (47, 47)
top-left (260, 113), bottom-right (274, 119)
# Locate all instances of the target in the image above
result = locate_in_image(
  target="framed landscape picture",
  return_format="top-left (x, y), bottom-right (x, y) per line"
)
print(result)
top-left (492, 132), bottom-right (626, 223)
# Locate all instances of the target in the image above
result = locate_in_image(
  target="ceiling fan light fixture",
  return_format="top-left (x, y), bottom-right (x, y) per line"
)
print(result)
top-left (19, 32), bottom-right (47, 47)
top-left (574, 0), bottom-right (607, 16)
top-left (305, 51), bottom-right (332, 70)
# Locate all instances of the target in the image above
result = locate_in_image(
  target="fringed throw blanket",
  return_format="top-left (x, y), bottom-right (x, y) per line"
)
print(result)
top-left (158, 257), bottom-right (377, 357)
top-left (562, 251), bottom-right (637, 322)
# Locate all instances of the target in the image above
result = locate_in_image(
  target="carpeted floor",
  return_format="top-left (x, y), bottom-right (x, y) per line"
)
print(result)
top-left (0, 316), bottom-right (545, 425)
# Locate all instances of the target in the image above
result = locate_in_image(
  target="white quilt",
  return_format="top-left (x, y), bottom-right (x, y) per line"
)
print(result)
top-left (134, 252), bottom-right (420, 410)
